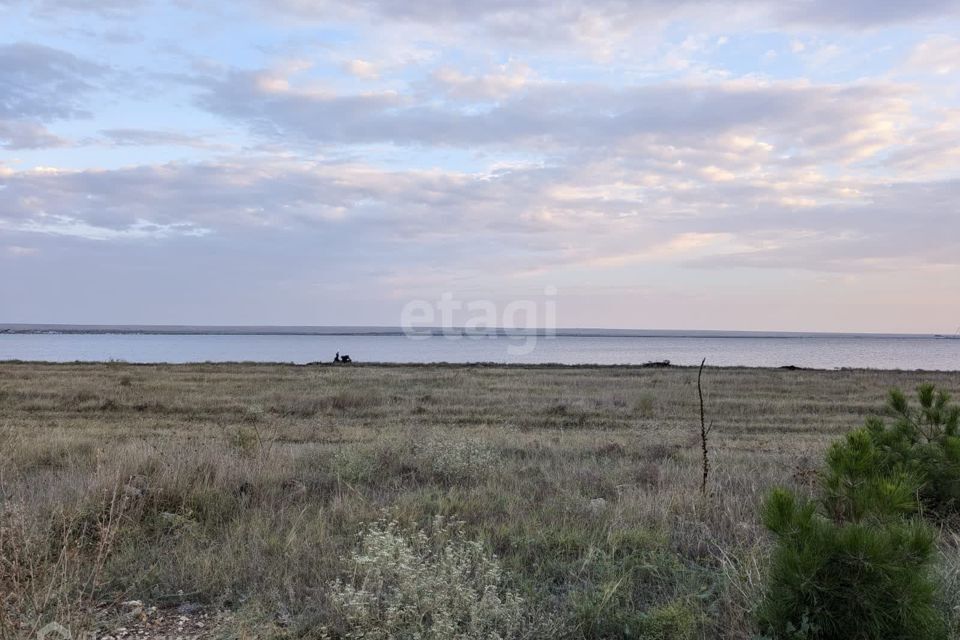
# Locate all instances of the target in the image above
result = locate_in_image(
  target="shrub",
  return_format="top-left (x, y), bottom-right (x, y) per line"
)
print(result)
top-left (820, 429), bottom-right (923, 522)
top-left (823, 385), bottom-right (960, 518)
top-left (324, 517), bottom-right (530, 639)
top-left (758, 488), bottom-right (945, 639)
top-left (419, 438), bottom-right (499, 481)
top-left (758, 385), bottom-right (959, 638)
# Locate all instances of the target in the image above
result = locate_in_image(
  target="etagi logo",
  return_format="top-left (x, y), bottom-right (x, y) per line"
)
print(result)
top-left (400, 287), bottom-right (558, 356)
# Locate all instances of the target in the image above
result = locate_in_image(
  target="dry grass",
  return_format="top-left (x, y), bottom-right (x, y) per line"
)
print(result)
top-left (1, 362), bottom-right (958, 638)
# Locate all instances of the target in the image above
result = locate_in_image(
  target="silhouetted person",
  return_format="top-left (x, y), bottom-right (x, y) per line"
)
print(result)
top-left (333, 352), bottom-right (341, 363)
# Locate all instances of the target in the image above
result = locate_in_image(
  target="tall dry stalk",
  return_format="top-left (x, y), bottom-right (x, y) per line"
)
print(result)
top-left (698, 357), bottom-right (713, 494)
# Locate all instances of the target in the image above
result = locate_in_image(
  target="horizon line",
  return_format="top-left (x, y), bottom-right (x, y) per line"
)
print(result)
top-left (0, 323), bottom-right (948, 339)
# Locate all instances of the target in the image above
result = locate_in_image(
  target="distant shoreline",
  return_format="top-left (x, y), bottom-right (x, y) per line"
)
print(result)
top-left (1, 359), bottom-right (958, 373)
top-left (0, 324), bottom-right (939, 340)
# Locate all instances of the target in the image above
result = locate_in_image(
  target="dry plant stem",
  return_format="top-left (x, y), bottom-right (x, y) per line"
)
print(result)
top-left (698, 357), bottom-right (712, 494)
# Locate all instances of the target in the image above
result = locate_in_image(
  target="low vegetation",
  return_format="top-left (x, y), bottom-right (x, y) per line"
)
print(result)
top-left (1, 362), bottom-right (958, 638)
top-left (759, 386), bottom-right (960, 639)
top-left (323, 517), bottom-right (533, 639)
top-left (824, 384), bottom-right (960, 519)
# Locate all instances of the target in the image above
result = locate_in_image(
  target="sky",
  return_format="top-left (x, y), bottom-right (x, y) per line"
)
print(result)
top-left (1, 0), bottom-right (959, 333)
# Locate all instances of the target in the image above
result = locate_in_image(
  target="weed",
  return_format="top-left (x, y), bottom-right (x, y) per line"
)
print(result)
top-left (324, 517), bottom-right (533, 639)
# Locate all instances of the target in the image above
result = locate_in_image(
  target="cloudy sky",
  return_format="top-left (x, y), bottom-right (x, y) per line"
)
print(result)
top-left (2, 1), bottom-right (959, 332)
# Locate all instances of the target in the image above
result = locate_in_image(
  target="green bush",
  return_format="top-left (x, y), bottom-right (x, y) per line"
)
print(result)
top-left (820, 429), bottom-right (922, 522)
top-left (758, 385), bottom-right (959, 639)
top-left (823, 385), bottom-right (960, 518)
top-left (758, 488), bottom-right (945, 639)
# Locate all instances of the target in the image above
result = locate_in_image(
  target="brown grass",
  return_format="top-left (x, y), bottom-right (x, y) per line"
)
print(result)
top-left (1, 362), bottom-right (958, 638)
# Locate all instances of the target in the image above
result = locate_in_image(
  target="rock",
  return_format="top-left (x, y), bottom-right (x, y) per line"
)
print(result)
top-left (588, 497), bottom-right (607, 512)
top-left (120, 600), bottom-right (144, 621)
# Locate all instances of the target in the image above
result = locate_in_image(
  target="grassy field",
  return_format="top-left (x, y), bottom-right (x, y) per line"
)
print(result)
top-left (1, 362), bottom-right (959, 639)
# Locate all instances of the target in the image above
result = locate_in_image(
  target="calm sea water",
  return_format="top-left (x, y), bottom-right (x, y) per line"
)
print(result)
top-left (1, 331), bottom-right (959, 370)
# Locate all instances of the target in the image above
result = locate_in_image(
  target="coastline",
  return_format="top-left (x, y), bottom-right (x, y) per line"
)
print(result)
top-left (0, 323), bottom-right (937, 339)
top-left (2, 358), bottom-right (960, 373)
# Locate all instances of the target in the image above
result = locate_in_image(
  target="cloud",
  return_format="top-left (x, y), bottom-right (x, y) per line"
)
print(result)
top-left (0, 120), bottom-right (69, 149)
top-left (96, 128), bottom-right (228, 149)
top-left (3, 154), bottom-right (957, 331)
top-left (905, 35), bottom-right (960, 75)
top-left (2, 150), bottom-right (956, 280)
top-left (682, 178), bottom-right (960, 271)
top-left (197, 66), bottom-right (909, 166)
top-left (773, 0), bottom-right (959, 27)
top-left (0, 42), bottom-right (104, 121)
top-left (0, 159), bottom-right (429, 233)
top-left (430, 61), bottom-right (533, 100)
top-left (17, 0), bottom-right (955, 33)
top-left (4, 245), bottom-right (40, 257)
top-left (343, 59), bottom-right (380, 80)
top-left (258, 0), bottom-right (960, 51)
top-left (0, 0), bottom-right (149, 18)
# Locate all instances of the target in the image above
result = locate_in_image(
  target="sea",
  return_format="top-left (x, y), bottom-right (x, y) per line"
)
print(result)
top-left (1, 326), bottom-right (959, 370)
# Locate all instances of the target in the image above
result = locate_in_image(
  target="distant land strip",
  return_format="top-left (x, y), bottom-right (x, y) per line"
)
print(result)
top-left (0, 324), bottom-right (938, 339)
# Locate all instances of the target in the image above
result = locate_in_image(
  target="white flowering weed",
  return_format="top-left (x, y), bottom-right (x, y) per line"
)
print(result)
top-left (325, 516), bottom-right (528, 639)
